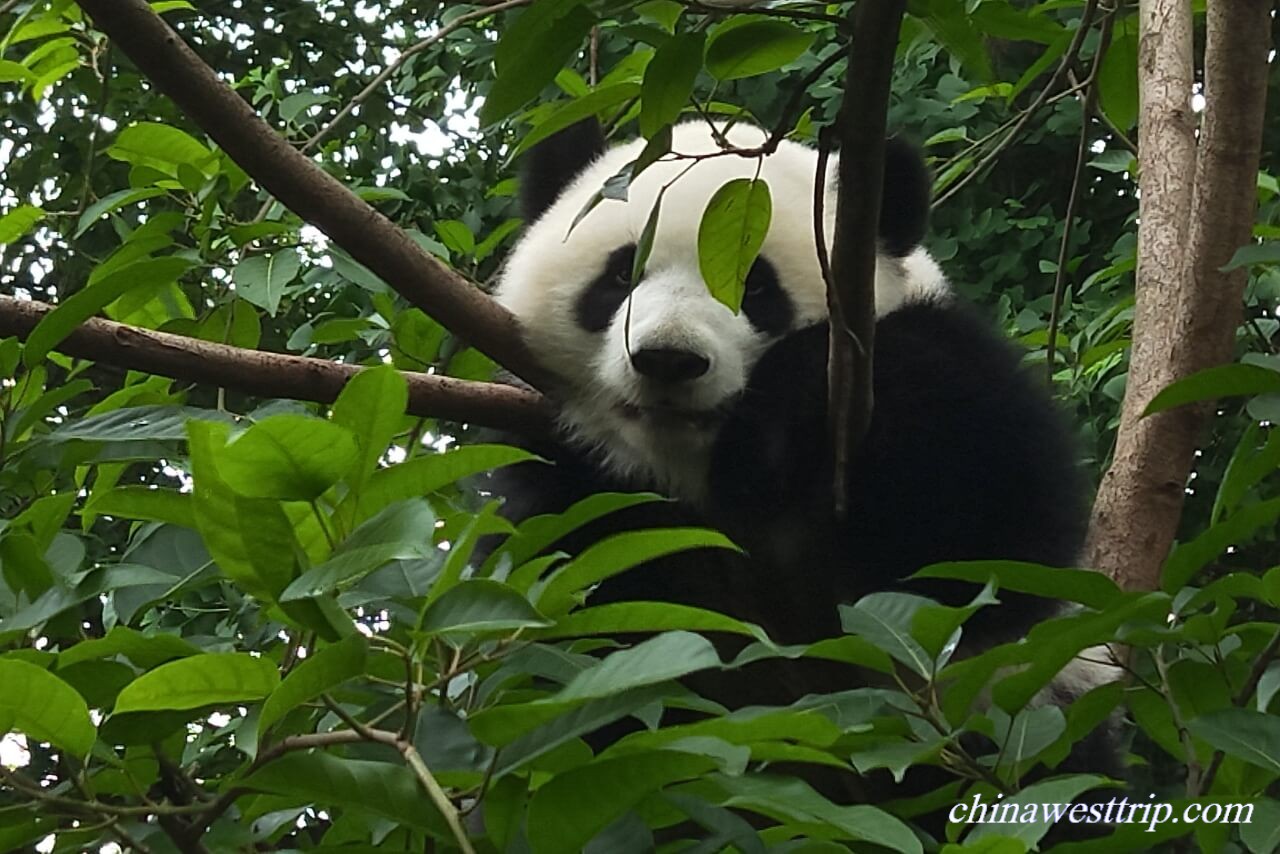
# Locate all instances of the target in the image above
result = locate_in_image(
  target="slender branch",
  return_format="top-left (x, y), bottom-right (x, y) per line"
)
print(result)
top-left (933, 0), bottom-right (1100, 209)
top-left (298, 0), bottom-right (533, 157)
top-left (0, 296), bottom-right (553, 435)
top-left (73, 0), bottom-right (557, 392)
top-left (826, 0), bottom-right (906, 516)
top-left (1046, 7), bottom-right (1115, 383)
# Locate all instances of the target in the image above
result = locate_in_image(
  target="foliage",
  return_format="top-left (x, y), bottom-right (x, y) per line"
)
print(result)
top-left (2, 0), bottom-right (1280, 851)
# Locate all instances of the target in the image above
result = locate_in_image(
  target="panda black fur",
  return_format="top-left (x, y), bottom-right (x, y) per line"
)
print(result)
top-left (489, 120), bottom-right (1118, 779)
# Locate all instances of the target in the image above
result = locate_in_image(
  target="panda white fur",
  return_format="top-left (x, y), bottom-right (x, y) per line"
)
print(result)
top-left (489, 119), bottom-right (1118, 785)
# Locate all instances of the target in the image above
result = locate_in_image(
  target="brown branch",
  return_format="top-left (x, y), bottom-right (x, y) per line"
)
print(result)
top-left (1084, 0), bottom-right (1272, 589)
top-left (73, 0), bottom-right (557, 393)
top-left (0, 296), bottom-right (553, 435)
top-left (1046, 8), bottom-right (1115, 383)
top-left (826, 0), bottom-right (906, 516)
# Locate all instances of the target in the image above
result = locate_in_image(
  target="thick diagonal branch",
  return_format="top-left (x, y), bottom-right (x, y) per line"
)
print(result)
top-left (1084, 0), bottom-right (1271, 590)
top-left (827, 0), bottom-right (907, 516)
top-left (72, 0), bottom-right (557, 393)
top-left (0, 296), bottom-right (553, 435)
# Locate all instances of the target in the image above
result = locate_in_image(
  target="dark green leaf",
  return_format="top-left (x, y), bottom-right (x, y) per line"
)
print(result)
top-left (258, 634), bottom-right (367, 736)
top-left (1164, 497), bottom-right (1280, 591)
top-left (1187, 708), bottom-right (1280, 774)
top-left (840, 593), bottom-right (935, 677)
top-left (1222, 241), bottom-right (1280, 271)
top-left (528, 751), bottom-right (717, 854)
top-left (965, 775), bottom-right (1110, 847)
top-left (481, 0), bottom-right (597, 125)
top-left (0, 204), bottom-right (44, 244)
top-left (420, 578), bottom-right (552, 634)
top-left (915, 561), bottom-right (1124, 610)
top-left (85, 486), bottom-right (194, 528)
top-left (705, 20), bottom-right (814, 82)
top-left (1142, 364), bottom-right (1280, 416)
top-left (1098, 18), bottom-right (1139, 130)
top-left (640, 32), bottom-right (704, 137)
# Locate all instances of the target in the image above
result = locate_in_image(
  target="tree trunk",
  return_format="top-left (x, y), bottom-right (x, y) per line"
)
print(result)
top-left (1084, 0), bottom-right (1272, 591)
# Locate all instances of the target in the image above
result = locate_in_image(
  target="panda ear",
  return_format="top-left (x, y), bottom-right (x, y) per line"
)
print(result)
top-left (879, 137), bottom-right (931, 257)
top-left (519, 118), bottom-right (607, 222)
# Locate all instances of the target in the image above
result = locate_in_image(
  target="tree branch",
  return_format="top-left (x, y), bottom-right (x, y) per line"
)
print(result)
top-left (72, 0), bottom-right (558, 393)
top-left (826, 0), bottom-right (906, 516)
top-left (1084, 0), bottom-right (1272, 589)
top-left (0, 296), bottom-right (553, 435)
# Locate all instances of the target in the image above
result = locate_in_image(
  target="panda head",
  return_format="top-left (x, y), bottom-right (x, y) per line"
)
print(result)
top-left (495, 120), bottom-right (945, 500)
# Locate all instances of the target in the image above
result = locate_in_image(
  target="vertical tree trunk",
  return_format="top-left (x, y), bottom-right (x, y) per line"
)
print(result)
top-left (1084, 0), bottom-right (1272, 591)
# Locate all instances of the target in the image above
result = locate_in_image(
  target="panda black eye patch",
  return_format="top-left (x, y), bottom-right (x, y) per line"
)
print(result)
top-left (574, 244), bottom-right (637, 333)
top-left (740, 256), bottom-right (793, 336)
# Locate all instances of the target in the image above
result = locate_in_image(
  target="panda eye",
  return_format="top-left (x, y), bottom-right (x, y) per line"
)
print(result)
top-left (614, 265), bottom-right (631, 287)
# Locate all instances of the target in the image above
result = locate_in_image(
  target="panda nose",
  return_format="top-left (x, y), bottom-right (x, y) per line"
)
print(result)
top-left (630, 347), bottom-right (711, 383)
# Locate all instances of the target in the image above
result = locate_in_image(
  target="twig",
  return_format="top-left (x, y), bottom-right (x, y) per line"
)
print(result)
top-left (826, 0), bottom-right (907, 516)
top-left (73, 0), bottom-right (557, 392)
top-left (1153, 646), bottom-right (1203, 797)
top-left (1200, 627), bottom-right (1280, 794)
top-left (1046, 7), bottom-right (1115, 383)
top-left (933, 0), bottom-right (1101, 209)
top-left (0, 295), bottom-right (553, 435)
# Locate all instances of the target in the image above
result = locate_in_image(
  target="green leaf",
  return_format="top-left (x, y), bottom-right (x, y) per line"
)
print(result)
top-left (114, 652), bottom-right (280, 713)
top-left (539, 601), bottom-right (765, 641)
top-left (915, 561), bottom-right (1124, 610)
top-left (705, 20), bottom-right (814, 82)
top-left (339, 444), bottom-right (534, 529)
top-left (536, 528), bottom-right (739, 614)
top-left (219, 414), bottom-right (359, 501)
top-left (640, 31), bottom-right (704, 137)
top-left (481, 0), bottom-right (597, 126)
top-left (632, 187), bottom-right (665, 284)
top-left (514, 83), bottom-right (641, 156)
top-left (0, 204), bottom-right (44, 244)
top-left (331, 365), bottom-right (408, 491)
top-left (1186, 708), bottom-right (1280, 774)
top-left (281, 499), bottom-right (435, 600)
top-left (912, 0), bottom-right (993, 80)
top-left (1223, 241), bottom-right (1280, 271)
top-left (51, 404), bottom-right (233, 443)
top-left (965, 775), bottom-right (1109, 847)
top-left (483, 492), bottom-right (665, 575)
top-left (558, 631), bottom-right (720, 702)
top-left (1213, 422), bottom-right (1280, 522)
top-left (698, 178), bottom-right (772, 313)
top-left (258, 635), bottom-right (367, 736)
top-left (75, 188), bottom-right (165, 238)
top-left (849, 736), bottom-right (948, 784)
top-left (840, 593), bottom-right (935, 677)
top-left (527, 751), bottom-right (716, 854)
top-left (1240, 798), bottom-right (1280, 854)
top-left (0, 659), bottom-right (96, 758)
top-left (1142, 363), bottom-right (1280, 416)
top-left (58, 626), bottom-right (201, 669)
top-left (433, 219), bottom-right (475, 256)
top-left (707, 774), bottom-right (922, 852)
top-left (279, 90), bottom-right (330, 124)
top-left (1165, 497), bottom-right (1280, 592)
top-left (242, 752), bottom-right (448, 832)
top-left (23, 257), bottom-right (193, 366)
top-left (420, 579), bottom-right (552, 634)
top-left (231, 249), bottom-right (301, 316)
top-left (107, 122), bottom-right (216, 176)
top-left (1098, 17), bottom-right (1139, 131)
top-left (187, 420), bottom-right (302, 600)
top-left (84, 486), bottom-right (195, 528)
top-left (285, 501), bottom-right (435, 601)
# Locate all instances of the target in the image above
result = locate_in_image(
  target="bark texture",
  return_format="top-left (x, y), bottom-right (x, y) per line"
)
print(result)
top-left (0, 296), bottom-right (553, 435)
top-left (72, 0), bottom-right (557, 393)
top-left (1084, 0), bottom-right (1272, 590)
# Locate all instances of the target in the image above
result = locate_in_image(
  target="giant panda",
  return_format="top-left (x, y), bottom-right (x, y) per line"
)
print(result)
top-left (487, 119), bottom-right (1117, 791)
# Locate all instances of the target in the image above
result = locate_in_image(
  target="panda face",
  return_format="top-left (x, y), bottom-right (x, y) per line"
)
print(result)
top-left (495, 121), bottom-right (945, 500)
